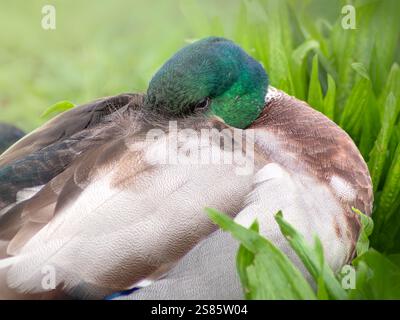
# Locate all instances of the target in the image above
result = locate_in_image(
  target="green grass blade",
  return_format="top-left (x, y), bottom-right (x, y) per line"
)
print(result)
top-left (350, 249), bottom-right (400, 299)
top-left (351, 62), bottom-right (370, 81)
top-left (323, 73), bottom-right (336, 120)
top-left (358, 94), bottom-right (381, 160)
top-left (352, 207), bottom-right (374, 257)
top-left (307, 54), bottom-right (324, 112)
top-left (236, 221), bottom-right (258, 299)
top-left (372, 143), bottom-right (400, 250)
top-left (339, 78), bottom-right (371, 143)
top-left (206, 208), bottom-right (316, 300)
top-left (368, 93), bottom-right (398, 192)
top-left (378, 143), bottom-right (400, 225)
top-left (41, 100), bottom-right (75, 119)
top-left (275, 212), bottom-right (348, 300)
top-left (291, 40), bottom-right (319, 100)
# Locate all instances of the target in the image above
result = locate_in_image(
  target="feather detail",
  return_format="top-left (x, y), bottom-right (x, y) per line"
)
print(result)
top-left (0, 256), bottom-right (19, 269)
top-left (0, 120), bottom-right (253, 297)
top-left (0, 94), bottom-right (141, 167)
top-left (0, 94), bottom-right (144, 211)
top-left (250, 87), bottom-right (373, 261)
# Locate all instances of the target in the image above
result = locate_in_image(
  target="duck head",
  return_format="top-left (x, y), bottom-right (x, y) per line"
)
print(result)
top-left (145, 37), bottom-right (268, 129)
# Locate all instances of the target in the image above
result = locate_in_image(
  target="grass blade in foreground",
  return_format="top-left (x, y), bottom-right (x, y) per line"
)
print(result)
top-left (206, 208), bottom-right (316, 300)
top-left (274, 211), bottom-right (347, 300)
top-left (352, 208), bottom-right (374, 256)
top-left (368, 93), bottom-right (398, 193)
top-left (41, 100), bottom-right (75, 119)
top-left (350, 249), bottom-right (400, 299)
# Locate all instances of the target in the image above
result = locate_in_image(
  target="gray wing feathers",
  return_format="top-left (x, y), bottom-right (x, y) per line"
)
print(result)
top-left (116, 230), bottom-right (243, 300)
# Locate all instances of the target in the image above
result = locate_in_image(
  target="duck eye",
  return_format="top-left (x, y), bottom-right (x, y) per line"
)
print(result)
top-left (186, 97), bottom-right (211, 115)
top-left (196, 97), bottom-right (210, 110)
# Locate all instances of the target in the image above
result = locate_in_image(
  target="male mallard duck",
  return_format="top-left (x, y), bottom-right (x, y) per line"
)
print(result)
top-left (0, 37), bottom-right (372, 299)
top-left (0, 123), bottom-right (24, 155)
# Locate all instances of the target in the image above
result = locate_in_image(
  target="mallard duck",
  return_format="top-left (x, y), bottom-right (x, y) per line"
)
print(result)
top-left (0, 123), bottom-right (24, 155)
top-left (0, 37), bottom-right (372, 299)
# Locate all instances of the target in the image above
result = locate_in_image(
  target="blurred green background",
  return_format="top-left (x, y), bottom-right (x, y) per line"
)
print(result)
top-left (0, 0), bottom-right (342, 131)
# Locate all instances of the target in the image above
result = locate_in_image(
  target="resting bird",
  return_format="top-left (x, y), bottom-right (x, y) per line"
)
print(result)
top-left (0, 37), bottom-right (372, 299)
top-left (0, 123), bottom-right (24, 155)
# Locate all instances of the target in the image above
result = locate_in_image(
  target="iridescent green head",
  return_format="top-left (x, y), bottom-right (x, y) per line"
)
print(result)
top-left (145, 37), bottom-right (268, 129)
